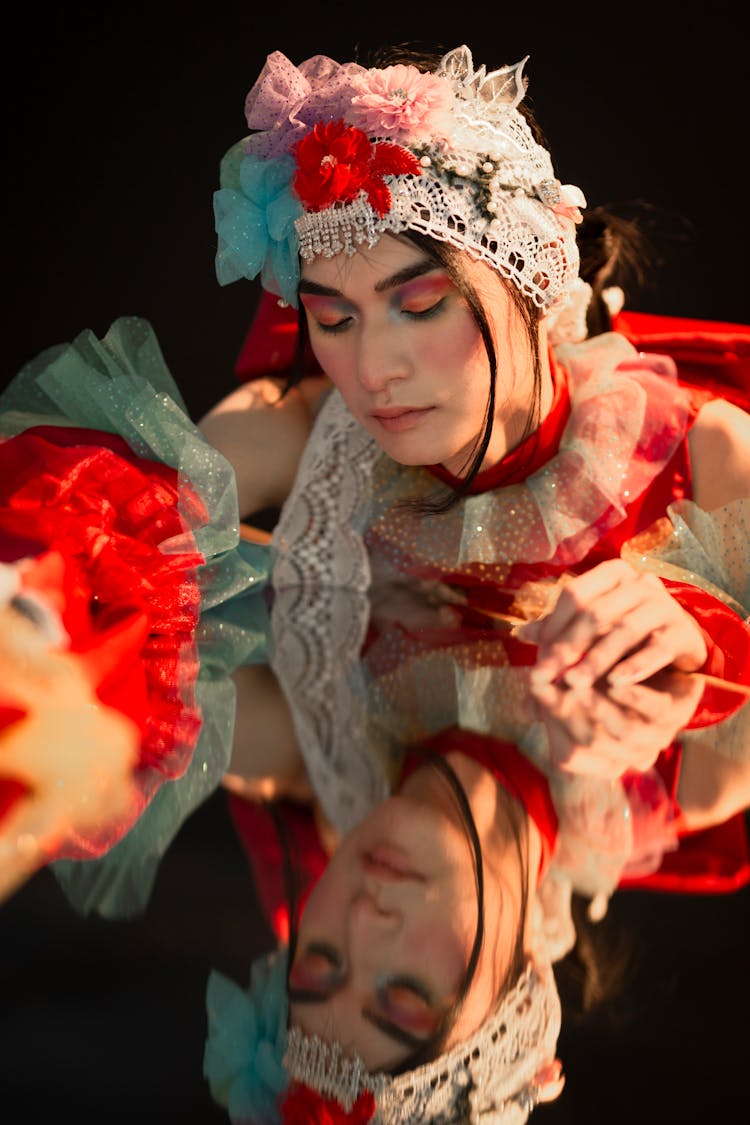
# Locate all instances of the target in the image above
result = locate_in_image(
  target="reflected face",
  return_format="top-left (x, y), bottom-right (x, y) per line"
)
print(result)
top-left (299, 235), bottom-right (533, 476)
top-left (289, 764), bottom-right (525, 1072)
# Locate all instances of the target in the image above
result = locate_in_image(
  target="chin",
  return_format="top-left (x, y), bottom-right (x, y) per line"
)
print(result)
top-left (372, 434), bottom-right (445, 468)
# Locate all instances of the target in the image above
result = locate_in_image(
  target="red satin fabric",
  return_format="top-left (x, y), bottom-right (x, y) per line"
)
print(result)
top-left (235, 290), bottom-right (320, 382)
top-left (663, 579), bottom-right (750, 727)
top-left (613, 309), bottom-right (750, 412)
top-left (228, 795), bottom-right (328, 944)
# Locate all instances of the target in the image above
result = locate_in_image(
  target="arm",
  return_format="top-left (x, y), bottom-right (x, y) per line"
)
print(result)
top-left (677, 737), bottom-right (750, 831)
top-left (515, 392), bottom-right (750, 779)
top-left (222, 664), bottom-right (313, 803)
top-left (688, 397), bottom-right (750, 510)
top-left (198, 375), bottom-right (328, 520)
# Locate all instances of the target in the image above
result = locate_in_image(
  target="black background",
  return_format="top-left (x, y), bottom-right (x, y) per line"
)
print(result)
top-left (2, 4), bottom-right (749, 1123)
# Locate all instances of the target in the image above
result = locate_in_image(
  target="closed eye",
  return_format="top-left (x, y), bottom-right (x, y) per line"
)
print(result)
top-left (377, 976), bottom-right (442, 1032)
top-left (289, 964), bottom-right (443, 1047)
top-left (401, 297), bottom-right (447, 321)
top-left (288, 942), bottom-right (345, 998)
top-left (310, 315), bottom-right (353, 335)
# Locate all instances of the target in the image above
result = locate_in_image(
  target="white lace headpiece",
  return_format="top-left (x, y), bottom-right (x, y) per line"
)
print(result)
top-left (214, 45), bottom-right (586, 314)
top-left (204, 946), bottom-right (562, 1125)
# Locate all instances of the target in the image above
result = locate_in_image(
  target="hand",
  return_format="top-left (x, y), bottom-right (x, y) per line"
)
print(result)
top-left (530, 668), bottom-right (705, 778)
top-left (515, 559), bottom-right (707, 690)
top-left (0, 613), bottom-right (139, 903)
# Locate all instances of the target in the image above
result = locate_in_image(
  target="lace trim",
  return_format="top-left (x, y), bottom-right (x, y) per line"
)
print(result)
top-left (271, 388), bottom-right (375, 592)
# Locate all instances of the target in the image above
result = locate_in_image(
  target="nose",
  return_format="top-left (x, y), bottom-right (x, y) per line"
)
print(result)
top-left (349, 888), bottom-right (401, 938)
top-left (354, 323), bottom-right (410, 395)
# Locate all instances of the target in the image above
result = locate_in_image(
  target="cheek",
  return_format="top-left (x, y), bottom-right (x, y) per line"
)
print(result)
top-left (425, 313), bottom-right (482, 371)
top-left (307, 332), bottom-right (350, 390)
top-left (404, 910), bottom-right (474, 989)
top-left (297, 861), bottom-right (347, 937)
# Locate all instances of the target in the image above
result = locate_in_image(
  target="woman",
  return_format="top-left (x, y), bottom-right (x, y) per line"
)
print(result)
top-left (199, 41), bottom-right (750, 1122)
top-left (201, 42), bottom-right (750, 796)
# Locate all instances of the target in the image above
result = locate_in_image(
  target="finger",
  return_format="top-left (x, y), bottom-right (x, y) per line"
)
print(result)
top-left (606, 630), bottom-right (705, 687)
top-left (533, 682), bottom-right (658, 776)
top-left (607, 672), bottom-right (704, 723)
top-left (531, 574), bottom-right (651, 686)
top-left (532, 682), bottom-right (634, 776)
top-left (531, 681), bottom-right (594, 744)
top-left (584, 694), bottom-right (664, 769)
top-left (562, 597), bottom-right (678, 688)
top-left (526, 560), bottom-right (638, 648)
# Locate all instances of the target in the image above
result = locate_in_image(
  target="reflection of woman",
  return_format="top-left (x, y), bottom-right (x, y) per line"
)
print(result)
top-left (208, 718), bottom-right (566, 1121)
top-left (209, 576), bottom-right (750, 1123)
top-left (211, 575), bottom-right (750, 1110)
top-left (198, 39), bottom-right (750, 1121)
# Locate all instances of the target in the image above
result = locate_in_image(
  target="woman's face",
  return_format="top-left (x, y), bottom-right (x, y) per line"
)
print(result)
top-left (298, 235), bottom-right (536, 475)
top-left (288, 762), bottom-right (526, 1072)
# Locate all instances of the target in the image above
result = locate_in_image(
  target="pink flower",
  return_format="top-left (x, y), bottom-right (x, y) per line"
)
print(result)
top-left (349, 65), bottom-right (454, 143)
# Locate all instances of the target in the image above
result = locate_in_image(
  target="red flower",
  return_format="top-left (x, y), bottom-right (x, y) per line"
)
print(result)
top-left (293, 119), bottom-right (420, 217)
top-left (280, 1082), bottom-right (376, 1124)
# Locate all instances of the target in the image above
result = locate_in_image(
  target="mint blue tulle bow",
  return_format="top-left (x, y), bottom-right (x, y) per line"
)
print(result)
top-left (214, 147), bottom-right (302, 307)
top-left (204, 949), bottom-right (289, 1124)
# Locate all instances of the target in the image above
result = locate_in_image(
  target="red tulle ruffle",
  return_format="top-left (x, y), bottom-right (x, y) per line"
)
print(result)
top-left (0, 425), bottom-right (207, 778)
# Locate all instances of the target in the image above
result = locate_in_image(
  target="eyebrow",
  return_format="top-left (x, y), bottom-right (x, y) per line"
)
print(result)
top-left (298, 260), bottom-right (442, 300)
top-left (289, 987), bottom-right (433, 1050)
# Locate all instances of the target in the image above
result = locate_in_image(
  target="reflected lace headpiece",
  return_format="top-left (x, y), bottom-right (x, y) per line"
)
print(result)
top-left (214, 45), bottom-right (586, 313)
top-left (204, 948), bottom-right (563, 1124)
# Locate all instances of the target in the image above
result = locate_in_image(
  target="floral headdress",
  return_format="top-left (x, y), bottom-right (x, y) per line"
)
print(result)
top-left (214, 46), bottom-right (586, 313)
top-left (203, 947), bottom-right (563, 1124)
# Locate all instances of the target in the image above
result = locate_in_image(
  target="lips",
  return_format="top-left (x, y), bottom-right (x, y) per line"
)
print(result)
top-left (370, 406), bottom-right (434, 433)
top-left (362, 846), bottom-right (424, 881)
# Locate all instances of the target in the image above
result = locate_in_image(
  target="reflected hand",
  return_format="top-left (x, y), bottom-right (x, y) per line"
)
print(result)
top-left (368, 576), bottom-right (467, 631)
top-left (530, 668), bottom-right (705, 778)
top-left (515, 559), bottom-right (707, 690)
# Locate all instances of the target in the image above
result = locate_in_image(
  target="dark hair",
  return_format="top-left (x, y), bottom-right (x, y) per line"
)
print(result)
top-left (554, 892), bottom-right (640, 1030)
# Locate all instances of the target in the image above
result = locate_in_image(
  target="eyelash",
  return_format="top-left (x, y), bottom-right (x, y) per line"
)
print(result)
top-left (312, 298), bottom-right (447, 335)
top-left (306, 942), bottom-right (344, 970)
top-left (377, 974), bottom-right (433, 1011)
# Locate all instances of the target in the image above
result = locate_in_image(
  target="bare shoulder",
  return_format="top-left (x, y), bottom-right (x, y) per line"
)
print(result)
top-left (688, 397), bottom-right (750, 509)
top-left (199, 376), bottom-right (330, 518)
